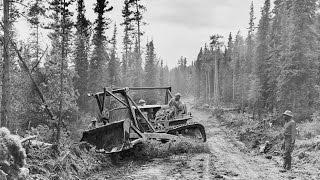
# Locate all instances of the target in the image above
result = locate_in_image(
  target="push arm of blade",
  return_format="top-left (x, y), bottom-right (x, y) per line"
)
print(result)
top-left (167, 89), bottom-right (173, 99)
top-left (130, 124), bottom-right (146, 138)
top-left (122, 91), bottom-right (139, 127)
top-left (104, 89), bottom-right (129, 108)
top-left (127, 95), bottom-right (156, 132)
top-left (94, 94), bottom-right (103, 113)
top-left (102, 88), bottom-right (106, 111)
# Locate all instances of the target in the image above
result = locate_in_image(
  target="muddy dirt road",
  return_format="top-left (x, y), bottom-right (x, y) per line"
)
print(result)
top-left (106, 101), bottom-right (316, 180)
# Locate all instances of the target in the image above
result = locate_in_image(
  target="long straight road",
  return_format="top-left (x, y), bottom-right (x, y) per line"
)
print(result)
top-left (105, 100), bottom-right (314, 180)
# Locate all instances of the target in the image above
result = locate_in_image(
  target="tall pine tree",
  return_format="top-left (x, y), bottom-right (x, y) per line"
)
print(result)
top-left (277, 0), bottom-right (318, 119)
top-left (74, 0), bottom-right (90, 112)
top-left (252, 0), bottom-right (271, 114)
top-left (108, 23), bottom-right (119, 86)
top-left (121, 0), bottom-right (134, 86)
top-left (89, 0), bottom-right (113, 93)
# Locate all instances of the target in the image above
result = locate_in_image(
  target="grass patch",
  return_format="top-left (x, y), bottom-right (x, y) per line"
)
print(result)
top-left (135, 137), bottom-right (210, 159)
top-left (298, 121), bottom-right (320, 139)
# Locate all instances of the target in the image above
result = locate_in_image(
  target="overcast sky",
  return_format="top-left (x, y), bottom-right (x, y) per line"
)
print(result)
top-left (16, 0), bottom-right (267, 68)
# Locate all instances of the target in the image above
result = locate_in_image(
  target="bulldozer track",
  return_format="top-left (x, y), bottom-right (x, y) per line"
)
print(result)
top-left (166, 121), bottom-right (207, 142)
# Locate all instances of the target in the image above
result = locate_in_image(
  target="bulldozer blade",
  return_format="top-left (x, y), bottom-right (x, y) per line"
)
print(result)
top-left (167, 123), bottom-right (207, 142)
top-left (81, 119), bottom-right (133, 153)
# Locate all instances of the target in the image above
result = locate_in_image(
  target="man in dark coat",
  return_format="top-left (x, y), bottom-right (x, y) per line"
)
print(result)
top-left (281, 110), bottom-right (296, 171)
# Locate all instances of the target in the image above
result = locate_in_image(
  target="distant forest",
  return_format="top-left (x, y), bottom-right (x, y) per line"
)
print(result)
top-left (174, 0), bottom-right (320, 121)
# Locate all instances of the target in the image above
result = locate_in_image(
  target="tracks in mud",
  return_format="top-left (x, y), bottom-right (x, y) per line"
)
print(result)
top-left (126, 154), bottom-right (210, 180)
top-left (192, 109), bottom-right (286, 180)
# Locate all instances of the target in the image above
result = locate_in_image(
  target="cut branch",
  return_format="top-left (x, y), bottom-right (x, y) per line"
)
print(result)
top-left (31, 46), bottom-right (49, 73)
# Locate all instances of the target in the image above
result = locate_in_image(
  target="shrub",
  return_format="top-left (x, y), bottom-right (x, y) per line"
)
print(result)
top-left (221, 113), bottom-right (255, 128)
top-left (212, 108), bottom-right (224, 118)
top-left (0, 127), bottom-right (28, 179)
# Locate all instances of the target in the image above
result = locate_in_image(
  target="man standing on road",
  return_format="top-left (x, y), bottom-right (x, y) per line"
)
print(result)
top-left (281, 110), bottom-right (296, 172)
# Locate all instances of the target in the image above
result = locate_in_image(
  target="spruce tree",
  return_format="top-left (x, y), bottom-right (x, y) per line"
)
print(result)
top-left (130, 0), bottom-right (146, 59)
top-left (210, 34), bottom-right (223, 106)
top-left (267, 0), bottom-right (289, 110)
top-left (144, 41), bottom-right (157, 103)
top-left (252, 0), bottom-right (271, 113)
top-left (144, 40), bottom-right (156, 87)
top-left (232, 31), bottom-right (245, 103)
top-left (108, 23), bottom-right (119, 86)
top-left (132, 38), bottom-right (143, 87)
top-left (121, 0), bottom-right (134, 86)
top-left (195, 48), bottom-right (203, 99)
top-left (222, 33), bottom-right (233, 102)
top-left (89, 0), bottom-right (113, 93)
top-left (246, 1), bottom-right (256, 74)
top-left (277, 0), bottom-right (318, 118)
top-left (74, 0), bottom-right (90, 112)
top-left (41, 0), bottom-right (77, 142)
top-left (26, 0), bottom-right (46, 65)
top-left (159, 59), bottom-right (164, 87)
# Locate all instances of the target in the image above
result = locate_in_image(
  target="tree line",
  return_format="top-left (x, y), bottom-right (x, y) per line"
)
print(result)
top-left (0, 0), bottom-right (170, 143)
top-left (171, 0), bottom-right (320, 121)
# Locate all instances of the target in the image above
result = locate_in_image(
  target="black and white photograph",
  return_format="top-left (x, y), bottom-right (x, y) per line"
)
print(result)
top-left (0, 0), bottom-right (319, 179)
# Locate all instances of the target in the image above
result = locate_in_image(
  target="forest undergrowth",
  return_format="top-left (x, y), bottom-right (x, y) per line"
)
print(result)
top-left (217, 111), bottom-right (320, 173)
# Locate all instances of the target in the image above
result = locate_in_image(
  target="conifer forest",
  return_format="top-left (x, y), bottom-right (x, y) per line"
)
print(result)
top-left (1, 0), bottom-right (320, 179)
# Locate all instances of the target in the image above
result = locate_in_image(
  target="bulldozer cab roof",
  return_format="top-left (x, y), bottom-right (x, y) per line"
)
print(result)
top-left (112, 87), bottom-right (174, 105)
top-left (89, 87), bottom-right (174, 107)
top-left (90, 87), bottom-right (173, 98)
top-left (134, 104), bottom-right (164, 110)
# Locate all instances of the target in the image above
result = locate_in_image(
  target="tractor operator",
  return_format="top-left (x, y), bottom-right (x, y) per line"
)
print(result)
top-left (168, 93), bottom-right (186, 116)
top-left (281, 110), bottom-right (296, 172)
top-left (88, 118), bottom-right (97, 130)
top-left (138, 99), bottom-right (146, 106)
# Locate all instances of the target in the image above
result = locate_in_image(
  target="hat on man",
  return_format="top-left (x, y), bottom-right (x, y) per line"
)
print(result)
top-left (139, 99), bottom-right (146, 104)
top-left (283, 110), bottom-right (293, 117)
top-left (175, 93), bottom-right (181, 97)
top-left (91, 118), bottom-right (97, 122)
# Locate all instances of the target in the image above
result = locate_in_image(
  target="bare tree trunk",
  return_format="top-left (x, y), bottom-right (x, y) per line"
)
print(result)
top-left (208, 71), bottom-right (210, 103)
top-left (1, 0), bottom-right (10, 127)
top-left (135, 0), bottom-right (141, 59)
top-left (57, 0), bottom-right (67, 143)
top-left (241, 76), bottom-right (244, 113)
top-left (204, 71), bottom-right (207, 103)
top-left (232, 71), bottom-right (235, 101)
top-left (36, 22), bottom-right (39, 62)
top-left (214, 52), bottom-right (219, 107)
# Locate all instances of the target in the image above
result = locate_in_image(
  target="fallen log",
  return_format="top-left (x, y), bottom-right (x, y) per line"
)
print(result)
top-left (21, 135), bottom-right (37, 143)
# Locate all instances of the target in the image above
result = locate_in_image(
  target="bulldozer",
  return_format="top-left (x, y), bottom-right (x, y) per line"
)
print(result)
top-left (81, 87), bottom-right (206, 155)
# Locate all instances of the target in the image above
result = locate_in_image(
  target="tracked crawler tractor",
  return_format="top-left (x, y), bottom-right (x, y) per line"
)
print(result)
top-left (81, 87), bottom-right (206, 154)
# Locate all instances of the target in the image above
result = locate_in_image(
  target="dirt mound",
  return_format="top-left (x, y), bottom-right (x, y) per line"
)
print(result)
top-left (219, 113), bottom-right (284, 155)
